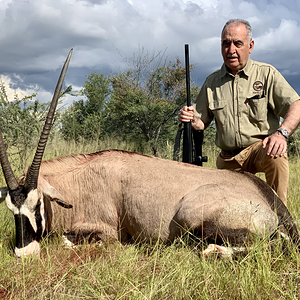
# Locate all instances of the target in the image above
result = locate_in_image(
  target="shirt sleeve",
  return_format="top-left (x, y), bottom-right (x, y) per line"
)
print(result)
top-left (194, 79), bottom-right (214, 126)
top-left (268, 67), bottom-right (300, 118)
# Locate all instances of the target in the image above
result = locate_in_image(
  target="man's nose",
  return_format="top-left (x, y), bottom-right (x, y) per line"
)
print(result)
top-left (228, 42), bottom-right (236, 54)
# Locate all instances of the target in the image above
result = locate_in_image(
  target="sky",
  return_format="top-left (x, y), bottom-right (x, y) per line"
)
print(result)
top-left (0, 0), bottom-right (300, 106)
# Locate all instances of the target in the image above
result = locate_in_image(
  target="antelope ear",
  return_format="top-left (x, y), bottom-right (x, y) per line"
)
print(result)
top-left (52, 198), bottom-right (73, 209)
top-left (38, 177), bottom-right (73, 209)
top-left (0, 187), bottom-right (8, 203)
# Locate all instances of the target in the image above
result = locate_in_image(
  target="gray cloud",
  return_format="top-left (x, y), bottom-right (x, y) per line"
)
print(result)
top-left (0, 0), bottom-right (299, 104)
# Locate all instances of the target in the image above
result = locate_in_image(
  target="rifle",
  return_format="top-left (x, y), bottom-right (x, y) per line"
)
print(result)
top-left (182, 44), bottom-right (207, 166)
top-left (182, 44), bottom-right (193, 164)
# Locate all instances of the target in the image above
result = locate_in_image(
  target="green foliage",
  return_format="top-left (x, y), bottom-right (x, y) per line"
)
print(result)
top-left (81, 73), bottom-right (110, 114)
top-left (0, 82), bottom-right (50, 171)
top-left (107, 59), bottom-right (200, 156)
top-left (60, 53), bottom-right (200, 156)
top-left (58, 48), bottom-right (202, 156)
top-left (287, 126), bottom-right (300, 156)
top-left (0, 82), bottom-right (73, 173)
top-left (60, 73), bottom-right (110, 141)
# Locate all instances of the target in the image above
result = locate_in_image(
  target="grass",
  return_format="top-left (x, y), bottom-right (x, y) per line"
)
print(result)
top-left (0, 140), bottom-right (300, 299)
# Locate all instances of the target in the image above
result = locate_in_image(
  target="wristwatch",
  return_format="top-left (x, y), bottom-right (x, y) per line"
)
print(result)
top-left (277, 128), bottom-right (289, 139)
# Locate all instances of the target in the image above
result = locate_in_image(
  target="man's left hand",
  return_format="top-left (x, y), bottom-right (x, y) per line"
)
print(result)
top-left (262, 132), bottom-right (287, 158)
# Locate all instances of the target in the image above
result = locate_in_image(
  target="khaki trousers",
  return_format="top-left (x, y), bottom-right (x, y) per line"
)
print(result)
top-left (216, 141), bottom-right (289, 205)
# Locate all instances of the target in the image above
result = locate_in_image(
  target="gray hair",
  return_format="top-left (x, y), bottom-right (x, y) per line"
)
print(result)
top-left (221, 19), bottom-right (252, 43)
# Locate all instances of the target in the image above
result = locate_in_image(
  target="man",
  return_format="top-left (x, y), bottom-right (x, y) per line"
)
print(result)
top-left (178, 19), bottom-right (300, 205)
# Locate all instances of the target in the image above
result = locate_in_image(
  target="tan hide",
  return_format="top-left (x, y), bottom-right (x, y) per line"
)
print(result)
top-left (20, 150), bottom-right (298, 246)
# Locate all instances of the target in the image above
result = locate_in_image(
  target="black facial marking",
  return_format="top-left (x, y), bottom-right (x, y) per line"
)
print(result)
top-left (14, 197), bottom-right (44, 250)
top-left (9, 186), bottom-right (29, 209)
top-left (15, 214), bottom-right (37, 249)
top-left (35, 199), bottom-right (43, 240)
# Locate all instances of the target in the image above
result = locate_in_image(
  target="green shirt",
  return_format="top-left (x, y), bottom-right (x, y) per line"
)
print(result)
top-left (194, 59), bottom-right (300, 150)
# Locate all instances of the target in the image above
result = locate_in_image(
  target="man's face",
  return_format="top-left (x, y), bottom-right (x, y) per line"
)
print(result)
top-left (221, 23), bottom-right (254, 75)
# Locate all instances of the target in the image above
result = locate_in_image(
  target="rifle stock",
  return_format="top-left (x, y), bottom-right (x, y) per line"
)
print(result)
top-left (193, 130), bottom-right (208, 166)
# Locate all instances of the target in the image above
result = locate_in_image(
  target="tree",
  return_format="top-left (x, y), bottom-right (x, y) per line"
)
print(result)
top-left (0, 82), bottom-right (49, 172)
top-left (60, 73), bottom-right (111, 141)
top-left (107, 57), bottom-right (199, 156)
top-left (0, 82), bottom-right (73, 173)
top-left (59, 49), bottom-right (201, 156)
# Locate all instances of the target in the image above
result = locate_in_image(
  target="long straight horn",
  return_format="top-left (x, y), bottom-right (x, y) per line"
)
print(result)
top-left (0, 127), bottom-right (19, 191)
top-left (25, 49), bottom-right (73, 190)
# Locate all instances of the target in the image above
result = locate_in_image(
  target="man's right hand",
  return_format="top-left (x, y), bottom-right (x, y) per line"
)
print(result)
top-left (178, 106), bottom-right (205, 130)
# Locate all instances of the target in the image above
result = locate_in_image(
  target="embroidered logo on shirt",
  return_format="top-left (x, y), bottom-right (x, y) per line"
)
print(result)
top-left (253, 81), bottom-right (263, 91)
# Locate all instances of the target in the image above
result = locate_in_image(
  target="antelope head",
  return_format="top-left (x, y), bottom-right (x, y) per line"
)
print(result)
top-left (0, 50), bottom-right (73, 257)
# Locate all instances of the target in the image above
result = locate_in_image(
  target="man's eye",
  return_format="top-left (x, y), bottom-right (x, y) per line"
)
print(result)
top-left (234, 41), bottom-right (244, 47)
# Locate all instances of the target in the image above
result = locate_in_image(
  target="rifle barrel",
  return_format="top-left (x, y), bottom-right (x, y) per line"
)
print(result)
top-left (182, 44), bottom-right (193, 164)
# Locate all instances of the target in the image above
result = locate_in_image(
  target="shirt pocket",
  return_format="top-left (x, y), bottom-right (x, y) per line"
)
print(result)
top-left (246, 93), bottom-right (268, 123)
top-left (209, 99), bottom-right (227, 127)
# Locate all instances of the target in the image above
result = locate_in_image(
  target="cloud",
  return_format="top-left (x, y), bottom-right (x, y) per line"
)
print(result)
top-left (0, 0), bottom-right (299, 104)
top-left (0, 75), bottom-right (33, 100)
top-left (252, 19), bottom-right (300, 75)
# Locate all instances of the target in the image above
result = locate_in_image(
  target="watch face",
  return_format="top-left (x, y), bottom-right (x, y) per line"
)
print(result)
top-left (278, 128), bottom-right (289, 138)
top-left (283, 129), bottom-right (288, 136)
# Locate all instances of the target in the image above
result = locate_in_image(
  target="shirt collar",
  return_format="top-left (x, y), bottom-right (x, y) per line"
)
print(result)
top-left (220, 58), bottom-right (253, 78)
top-left (242, 58), bottom-right (253, 77)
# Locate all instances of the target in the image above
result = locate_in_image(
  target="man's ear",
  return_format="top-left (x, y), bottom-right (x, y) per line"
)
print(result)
top-left (249, 40), bottom-right (254, 53)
